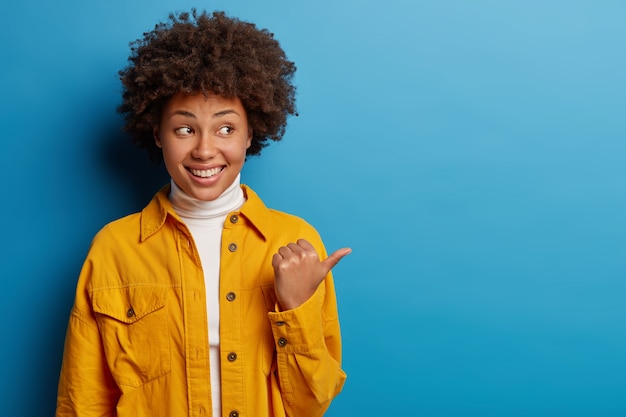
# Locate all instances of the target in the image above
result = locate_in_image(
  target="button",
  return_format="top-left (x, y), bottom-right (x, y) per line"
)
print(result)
top-left (275, 321), bottom-right (285, 326)
top-left (229, 411), bottom-right (239, 417)
top-left (229, 214), bottom-right (239, 224)
top-left (227, 352), bottom-right (237, 362)
top-left (226, 292), bottom-right (236, 302)
top-left (278, 337), bottom-right (288, 347)
top-left (228, 243), bottom-right (237, 252)
top-left (127, 307), bottom-right (135, 318)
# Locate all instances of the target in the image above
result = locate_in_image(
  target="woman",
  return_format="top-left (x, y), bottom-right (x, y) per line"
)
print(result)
top-left (56, 10), bottom-right (350, 417)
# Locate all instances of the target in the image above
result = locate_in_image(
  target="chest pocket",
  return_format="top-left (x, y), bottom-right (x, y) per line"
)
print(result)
top-left (92, 286), bottom-right (171, 387)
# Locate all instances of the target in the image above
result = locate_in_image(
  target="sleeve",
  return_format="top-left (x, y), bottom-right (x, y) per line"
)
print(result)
top-left (56, 259), bottom-right (119, 417)
top-left (267, 268), bottom-right (346, 417)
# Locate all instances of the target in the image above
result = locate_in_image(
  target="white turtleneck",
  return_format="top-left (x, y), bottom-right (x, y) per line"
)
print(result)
top-left (169, 174), bottom-right (246, 416)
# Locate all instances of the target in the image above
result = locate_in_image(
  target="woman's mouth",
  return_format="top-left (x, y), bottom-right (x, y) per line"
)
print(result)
top-left (188, 167), bottom-right (224, 178)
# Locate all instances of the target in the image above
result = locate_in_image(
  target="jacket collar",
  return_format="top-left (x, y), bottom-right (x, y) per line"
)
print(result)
top-left (238, 185), bottom-right (270, 240)
top-left (140, 183), bottom-right (270, 242)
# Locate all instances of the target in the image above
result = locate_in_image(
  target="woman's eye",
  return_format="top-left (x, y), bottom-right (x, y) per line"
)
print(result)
top-left (218, 126), bottom-right (233, 135)
top-left (175, 126), bottom-right (194, 135)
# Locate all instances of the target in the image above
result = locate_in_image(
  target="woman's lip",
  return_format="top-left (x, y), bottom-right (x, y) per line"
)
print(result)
top-left (187, 166), bottom-right (224, 178)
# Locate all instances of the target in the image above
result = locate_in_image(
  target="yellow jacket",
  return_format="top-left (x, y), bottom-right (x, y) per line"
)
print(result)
top-left (57, 185), bottom-right (346, 417)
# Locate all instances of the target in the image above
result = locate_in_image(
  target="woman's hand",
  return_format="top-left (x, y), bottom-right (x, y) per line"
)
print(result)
top-left (272, 239), bottom-right (351, 310)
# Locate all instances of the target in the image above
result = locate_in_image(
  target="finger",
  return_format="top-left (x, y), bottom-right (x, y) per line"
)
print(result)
top-left (271, 252), bottom-right (283, 268)
top-left (286, 242), bottom-right (304, 254)
top-left (320, 247), bottom-right (352, 273)
top-left (277, 246), bottom-right (292, 258)
top-left (296, 239), bottom-right (315, 251)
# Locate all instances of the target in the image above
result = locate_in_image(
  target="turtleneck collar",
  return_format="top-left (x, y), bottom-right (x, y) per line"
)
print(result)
top-left (169, 174), bottom-right (245, 220)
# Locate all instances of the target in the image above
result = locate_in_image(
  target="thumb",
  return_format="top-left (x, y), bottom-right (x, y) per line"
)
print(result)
top-left (321, 247), bottom-right (352, 274)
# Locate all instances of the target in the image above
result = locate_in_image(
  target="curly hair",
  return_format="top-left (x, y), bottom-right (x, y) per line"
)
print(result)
top-left (117, 9), bottom-right (297, 161)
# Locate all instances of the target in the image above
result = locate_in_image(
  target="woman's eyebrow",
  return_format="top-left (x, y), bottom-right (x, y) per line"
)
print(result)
top-left (213, 109), bottom-right (240, 118)
top-left (168, 110), bottom-right (196, 119)
top-left (167, 109), bottom-right (240, 119)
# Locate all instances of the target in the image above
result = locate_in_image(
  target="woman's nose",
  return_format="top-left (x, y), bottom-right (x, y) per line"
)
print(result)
top-left (191, 135), bottom-right (217, 160)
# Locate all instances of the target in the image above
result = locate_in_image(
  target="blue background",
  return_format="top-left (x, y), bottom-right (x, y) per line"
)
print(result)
top-left (1, 0), bottom-right (625, 415)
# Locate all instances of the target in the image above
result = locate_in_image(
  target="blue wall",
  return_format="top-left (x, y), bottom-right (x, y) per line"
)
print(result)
top-left (1, 1), bottom-right (625, 415)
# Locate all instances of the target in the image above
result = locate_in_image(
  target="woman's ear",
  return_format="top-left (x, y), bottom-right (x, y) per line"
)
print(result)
top-left (246, 129), bottom-right (253, 149)
top-left (153, 127), bottom-right (162, 148)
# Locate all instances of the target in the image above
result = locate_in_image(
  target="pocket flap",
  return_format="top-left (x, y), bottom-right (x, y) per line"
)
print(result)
top-left (92, 286), bottom-right (167, 323)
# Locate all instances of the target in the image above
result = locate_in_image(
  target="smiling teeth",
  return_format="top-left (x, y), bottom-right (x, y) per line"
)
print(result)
top-left (190, 167), bottom-right (222, 178)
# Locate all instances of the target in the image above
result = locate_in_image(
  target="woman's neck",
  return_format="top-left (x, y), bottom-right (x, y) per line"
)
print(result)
top-left (169, 174), bottom-right (245, 220)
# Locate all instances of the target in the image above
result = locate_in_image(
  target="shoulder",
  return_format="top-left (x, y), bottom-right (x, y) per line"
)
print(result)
top-left (267, 207), bottom-right (319, 237)
top-left (242, 184), bottom-right (325, 248)
top-left (91, 185), bottom-right (170, 248)
top-left (90, 212), bottom-right (142, 250)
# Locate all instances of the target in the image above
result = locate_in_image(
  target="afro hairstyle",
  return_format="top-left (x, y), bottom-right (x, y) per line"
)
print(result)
top-left (117, 9), bottom-right (297, 162)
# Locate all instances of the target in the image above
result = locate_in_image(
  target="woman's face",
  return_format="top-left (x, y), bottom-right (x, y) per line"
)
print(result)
top-left (155, 92), bottom-right (252, 201)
